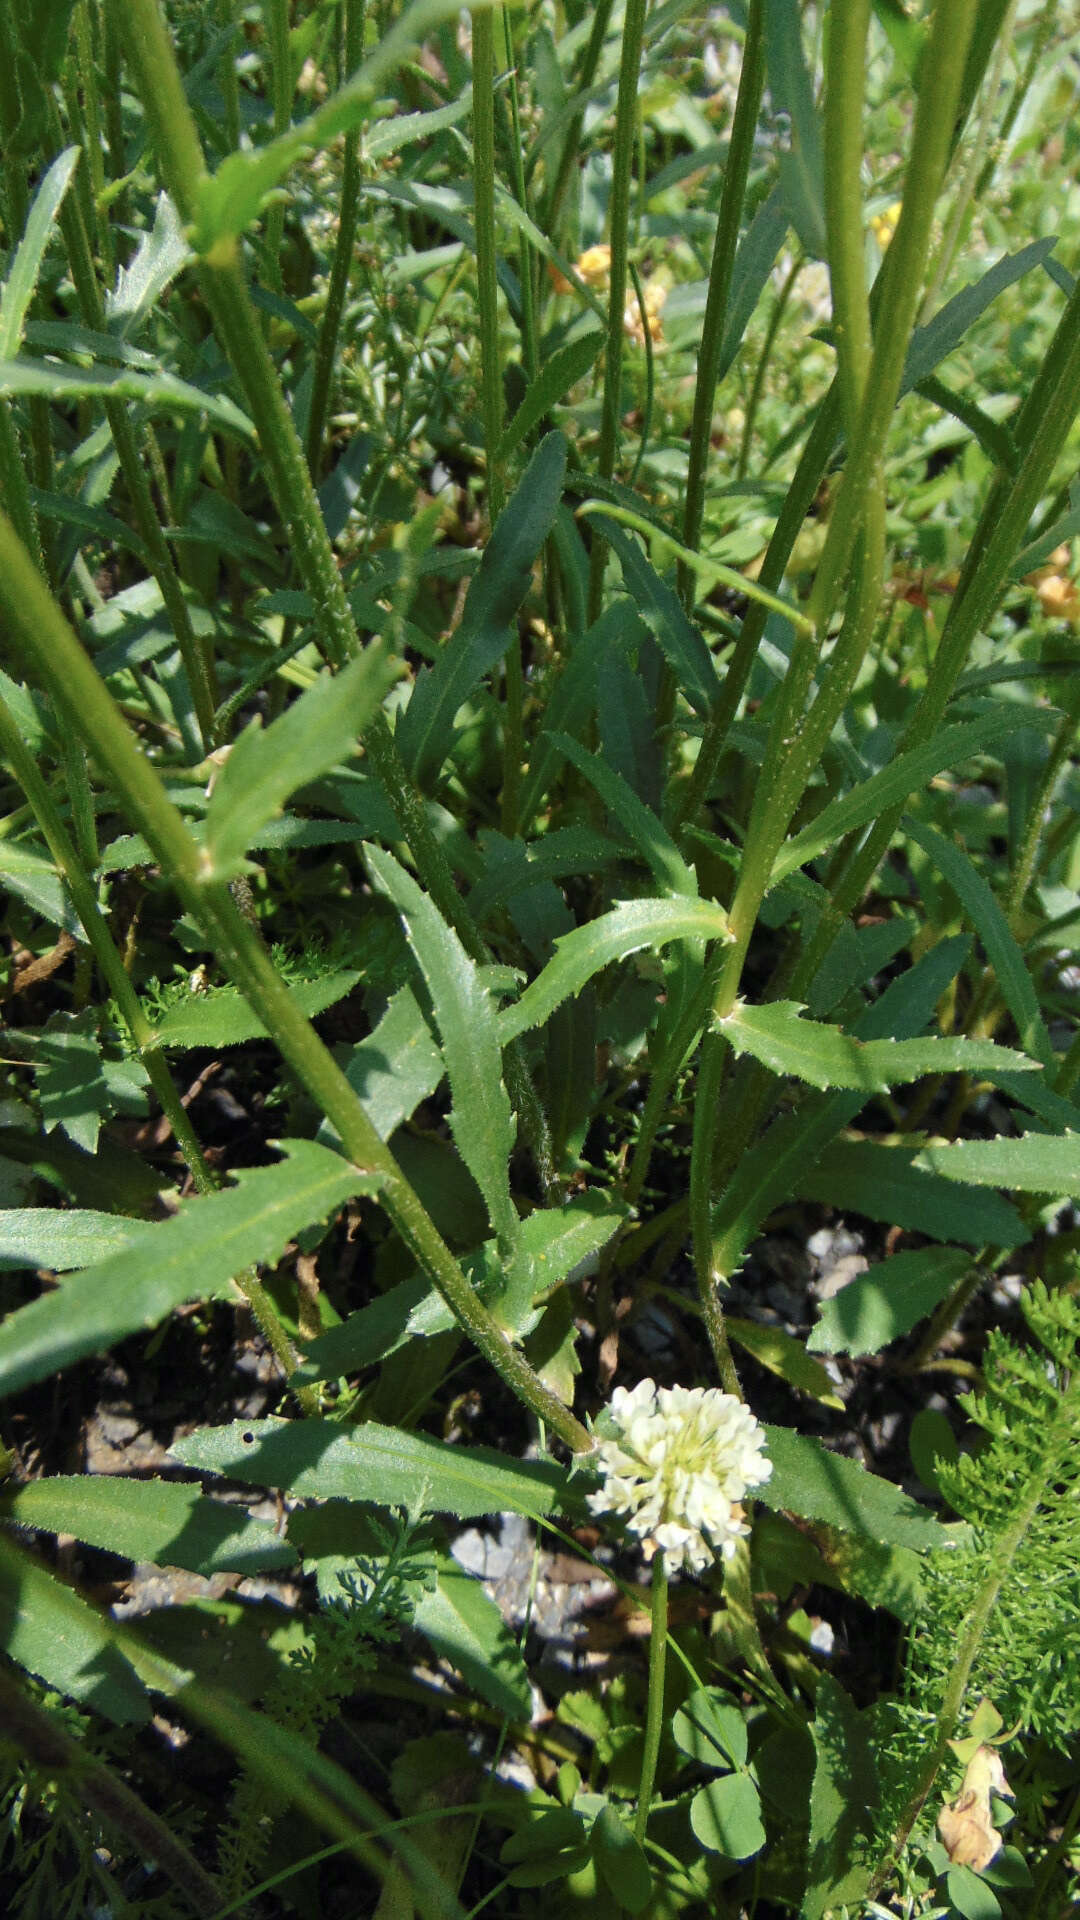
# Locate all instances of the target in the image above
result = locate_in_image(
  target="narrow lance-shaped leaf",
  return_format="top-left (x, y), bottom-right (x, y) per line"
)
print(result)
top-left (0, 147), bottom-right (81, 358)
top-left (903, 815), bottom-right (1054, 1066)
top-left (204, 644), bottom-right (400, 879)
top-left (366, 846), bottom-right (518, 1251)
top-left (797, 1139), bottom-right (1026, 1248)
top-left (601, 521), bottom-right (719, 717)
top-left (0, 1537), bottom-right (151, 1725)
top-left (807, 1246), bottom-right (973, 1357)
top-left (498, 329), bottom-right (603, 463)
top-left (171, 1417), bottom-right (568, 1520)
top-left (1, 1476), bottom-right (296, 1576)
top-left (0, 357), bottom-right (255, 439)
top-left (398, 431), bottom-right (567, 785)
top-left (0, 1208), bottom-right (150, 1271)
top-left (0, 1142), bottom-right (380, 1399)
top-left (716, 999), bottom-right (1037, 1092)
top-left (550, 732), bottom-right (698, 897)
top-left (916, 1132), bottom-right (1080, 1199)
top-left (761, 1426), bottom-right (952, 1551)
top-left (771, 706), bottom-right (1061, 885)
top-left (498, 897), bottom-right (732, 1045)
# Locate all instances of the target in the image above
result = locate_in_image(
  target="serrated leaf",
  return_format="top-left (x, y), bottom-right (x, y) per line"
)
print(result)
top-left (0, 1534), bottom-right (149, 1724)
top-left (398, 432), bottom-right (567, 785)
top-left (771, 707), bottom-right (1061, 886)
top-left (0, 1142), bottom-right (377, 1399)
top-left (153, 970), bottom-right (362, 1048)
top-left (797, 1139), bottom-right (1028, 1247)
top-left (171, 1416), bottom-right (567, 1520)
top-left (498, 897), bottom-right (731, 1045)
top-left (2, 1476), bottom-right (296, 1576)
top-left (413, 1556), bottom-right (532, 1720)
top-left (205, 647), bottom-right (399, 879)
top-left (0, 148), bottom-right (80, 359)
top-left (717, 999), bottom-right (1035, 1092)
top-left (549, 732), bottom-right (697, 897)
top-left (672, 1688), bottom-right (748, 1769)
top-left (916, 1132), bottom-right (1080, 1199)
top-left (804, 1675), bottom-right (876, 1920)
top-left (0, 357), bottom-right (254, 439)
top-left (808, 1246), bottom-right (972, 1356)
top-left (904, 816), bottom-right (1054, 1065)
top-left (591, 1804), bottom-right (652, 1914)
top-left (105, 192), bottom-right (190, 338)
top-left (498, 329), bottom-right (603, 463)
top-left (366, 846), bottom-right (517, 1250)
top-left (689, 1772), bottom-right (766, 1860)
top-left (0, 1207), bottom-right (151, 1271)
top-left (761, 1426), bottom-right (950, 1550)
top-left (602, 522), bottom-right (719, 717)
top-left (727, 1318), bottom-right (844, 1408)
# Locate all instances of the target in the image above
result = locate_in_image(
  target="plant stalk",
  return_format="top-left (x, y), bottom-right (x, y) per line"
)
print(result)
top-left (634, 1550), bottom-right (669, 1846)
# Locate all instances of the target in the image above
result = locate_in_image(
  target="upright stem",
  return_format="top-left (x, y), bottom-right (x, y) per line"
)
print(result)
top-left (306, 0), bottom-right (365, 476)
top-left (587, 0), bottom-right (648, 623)
top-left (122, 0), bottom-right (557, 1195)
top-left (678, 1), bottom-right (765, 605)
top-left (0, 512), bottom-right (592, 1456)
top-left (635, 1552), bottom-right (669, 1846)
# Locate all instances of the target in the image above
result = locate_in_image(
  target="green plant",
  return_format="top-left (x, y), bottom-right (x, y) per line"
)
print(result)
top-left (0, 0), bottom-right (1078, 1914)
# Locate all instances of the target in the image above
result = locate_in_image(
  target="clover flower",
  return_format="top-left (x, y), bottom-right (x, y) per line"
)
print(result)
top-left (587, 1379), bottom-right (772, 1574)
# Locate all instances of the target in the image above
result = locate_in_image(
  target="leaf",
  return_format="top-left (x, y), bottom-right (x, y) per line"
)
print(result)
top-left (326, 985), bottom-right (444, 1145)
top-left (2, 1476), bottom-right (296, 1576)
top-left (916, 1133), bottom-right (1080, 1200)
top-left (803, 1675), bottom-right (876, 1920)
top-left (0, 1534), bottom-right (149, 1724)
top-left (727, 1318), bottom-right (844, 1408)
top-left (672, 1688), bottom-right (748, 1769)
top-left (171, 1417), bottom-right (567, 1520)
top-left (601, 522), bottom-right (719, 717)
top-left (901, 240), bottom-right (1058, 396)
top-left (764, 0), bottom-right (826, 258)
top-left (590, 1804), bottom-right (653, 1914)
top-left (204, 646), bottom-right (399, 879)
top-left (761, 1426), bottom-right (953, 1550)
top-left (366, 846), bottom-right (517, 1250)
top-left (716, 1000), bottom-right (1035, 1092)
top-left (0, 148), bottom-right (80, 359)
top-left (153, 970), bottom-right (362, 1048)
top-left (797, 1140), bottom-right (1027, 1247)
top-left (903, 816), bottom-right (1054, 1065)
top-left (497, 897), bottom-right (731, 1045)
top-left (0, 1207), bottom-right (151, 1271)
top-left (412, 1556), bottom-right (532, 1720)
top-left (807, 1246), bottom-right (972, 1356)
top-left (0, 1142), bottom-right (378, 1399)
top-left (0, 356), bottom-right (255, 439)
top-left (398, 432), bottom-right (567, 785)
top-left (30, 1014), bottom-right (117, 1154)
top-left (689, 1772), bottom-right (766, 1861)
top-left (708, 937), bottom-right (975, 1280)
top-left (291, 1275), bottom-right (431, 1386)
top-left (517, 597), bottom-right (644, 825)
top-left (717, 185), bottom-right (791, 384)
top-left (105, 192), bottom-right (190, 338)
top-left (549, 732), bottom-right (697, 897)
top-left (772, 708), bottom-right (1060, 886)
top-left (497, 329), bottom-right (603, 463)
top-left (500, 1808), bottom-right (590, 1886)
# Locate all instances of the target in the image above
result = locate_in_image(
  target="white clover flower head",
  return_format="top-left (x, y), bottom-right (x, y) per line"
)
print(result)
top-left (587, 1379), bottom-right (772, 1575)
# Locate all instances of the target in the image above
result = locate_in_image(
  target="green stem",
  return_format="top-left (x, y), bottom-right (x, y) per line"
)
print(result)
top-left (0, 512), bottom-right (591, 1456)
top-left (123, 0), bottom-right (557, 1194)
top-left (806, 0), bottom-right (979, 637)
top-left (823, 0), bottom-right (872, 442)
top-left (737, 251), bottom-right (801, 481)
top-left (544, 0), bottom-right (614, 244)
top-left (586, 0), bottom-right (648, 624)
top-left (634, 1550), bottom-right (669, 1846)
top-left (1005, 679), bottom-right (1080, 922)
top-left (306, 0), bottom-right (365, 476)
top-left (678, 0), bottom-right (765, 605)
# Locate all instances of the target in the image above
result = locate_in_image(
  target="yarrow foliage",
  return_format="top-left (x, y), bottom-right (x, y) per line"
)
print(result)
top-left (587, 1379), bottom-right (772, 1573)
